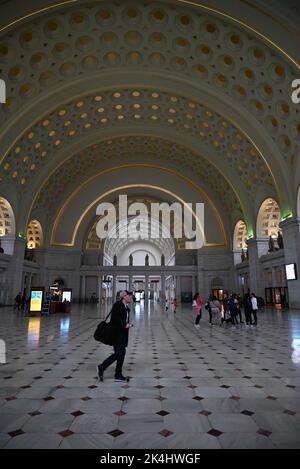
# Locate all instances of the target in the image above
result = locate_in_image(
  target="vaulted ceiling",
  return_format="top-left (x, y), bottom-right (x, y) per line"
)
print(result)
top-left (0, 0), bottom-right (299, 243)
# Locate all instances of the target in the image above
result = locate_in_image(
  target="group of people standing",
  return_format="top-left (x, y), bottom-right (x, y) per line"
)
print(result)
top-left (192, 292), bottom-right (259, 328)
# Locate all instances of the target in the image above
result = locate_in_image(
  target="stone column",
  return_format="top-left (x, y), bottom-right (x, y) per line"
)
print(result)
top-left (196, 253), bottom-right (206, 297)
top-left (144, 275), bottom-right (149, 301)
top-left (192, 275), bottom-right (196, 297)
top-left (81, 275), bottom-right (86, 301)
top-left (6, 237), bottom-right (26, 303)
top-left (280, 218), bottom-right (300, 308)
top-left (246, 238), bottom-right (268, 297)
top-left (198, 270), bottom-right (206, 296)
top-left (128, 274), bottom-right (132, 292)
top-left (161, 274), bottom-right (166, 302)
top-left (25, 273), bottom-right (33, 297)
top-left (176, 276), bottom-right (181, 301)
top-left (113, 274), bottom-right (117, 301)
top-left (0, 235), bottom-right (16, 255)
top-left (98, 275), bottom-right (103, 301)
top-left (232, 250), bottom-right (243, 266)
top-left (271, 267), bottom-right (277, 288)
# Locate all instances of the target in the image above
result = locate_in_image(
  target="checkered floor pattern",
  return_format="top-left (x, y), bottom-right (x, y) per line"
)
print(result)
top-left (0, 301), bottom-right (300, 448)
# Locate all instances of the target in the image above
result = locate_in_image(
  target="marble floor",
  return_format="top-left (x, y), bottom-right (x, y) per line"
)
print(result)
top-left (0, 301), bottom-right (300, 449)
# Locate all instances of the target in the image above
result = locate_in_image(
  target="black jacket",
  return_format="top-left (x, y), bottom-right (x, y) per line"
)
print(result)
top-left (110, 300), bottom-right (130, 346)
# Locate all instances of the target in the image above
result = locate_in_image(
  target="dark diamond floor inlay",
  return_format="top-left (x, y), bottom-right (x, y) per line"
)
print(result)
top-left (108, 429), bottom-right (124, 438)
top-left (1, 303), bottom-right (300, 449)
top-left (156, 410), bottom-right (170, 416)
top-left (207, 429), bottom-right (223, 437)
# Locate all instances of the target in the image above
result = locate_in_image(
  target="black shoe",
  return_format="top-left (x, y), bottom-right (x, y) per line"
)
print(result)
top-left (97, 365), bottom-right (104, 382)
top-left (114, 375), bottom-right (129, 382)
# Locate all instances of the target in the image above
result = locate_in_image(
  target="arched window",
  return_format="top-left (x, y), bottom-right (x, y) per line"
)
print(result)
top-left (233, 220), bottom-right (247, 264)
top-left (233, 220), bottom-right (247, 250)
top-left (0, 197), bottom-right (15, 254)
top-left (0, 197), bottom-right (15, 237)
top-left (256, 198), bottom-right (280, 238)
top-left (26, 220), bottom-right (43, 249)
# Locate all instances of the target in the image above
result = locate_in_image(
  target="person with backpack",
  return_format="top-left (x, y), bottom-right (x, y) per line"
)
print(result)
top-left (97, 290), bottom-right (133, 382)
top-left (205, 294), bottom-right (213, 325)
top-left (228, 294), bottom-right (238, 326)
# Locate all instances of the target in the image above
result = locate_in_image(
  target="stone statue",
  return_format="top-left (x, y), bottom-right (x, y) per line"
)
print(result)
top-left (24, 247), bottom-right (34, 261)
top-left (145, 254), bottom-right (149, 266)
top-left (268, 235), bottom-right (275, 252)
top-left (241, 249), bottom-right (245, 262)
top-left (277, 231), bottom-right (284, 249)
top-left (129, 254), bottom-right (133, 266)
top-left (161, 254), bottom-right (165, 266)
top-left (113, 254), bottom-right (117, 266)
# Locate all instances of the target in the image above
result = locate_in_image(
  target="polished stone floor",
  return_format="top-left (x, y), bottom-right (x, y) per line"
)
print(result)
top-left (0, 301), bottom-right (300, 449)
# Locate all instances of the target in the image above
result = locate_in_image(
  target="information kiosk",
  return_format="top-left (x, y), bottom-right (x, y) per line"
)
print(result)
top-left (29, 287), bottom-right (45, 315)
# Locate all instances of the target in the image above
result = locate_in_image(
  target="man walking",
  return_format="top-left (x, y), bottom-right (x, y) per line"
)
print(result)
top-left (97, 290), bottom-right (133, 382)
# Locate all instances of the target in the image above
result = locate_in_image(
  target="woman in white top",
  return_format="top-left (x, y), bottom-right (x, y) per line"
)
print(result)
top-left (250, 293), bottom-right (258, 325)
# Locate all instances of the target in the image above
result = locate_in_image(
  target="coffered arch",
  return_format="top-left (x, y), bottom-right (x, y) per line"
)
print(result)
top-left (28, 133), bottom-right (246, 223)
top-left (1, 85), bottom-right (280, 234)
top-left (85, 197), bottom-right (177, 257)
top-left (0, 0), bottom-right (298, 231)
top-left (50, 170), bottom-right (227, 249)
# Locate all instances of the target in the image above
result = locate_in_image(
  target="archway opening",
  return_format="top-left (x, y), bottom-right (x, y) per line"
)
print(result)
top-left (103, 215), bottom-right (175, 266)
top-left (233, 220), bottom-right (248, 265)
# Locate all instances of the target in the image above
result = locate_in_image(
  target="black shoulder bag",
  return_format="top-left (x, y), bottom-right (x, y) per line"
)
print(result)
top-left (93, 310), bottom-right (116, 345)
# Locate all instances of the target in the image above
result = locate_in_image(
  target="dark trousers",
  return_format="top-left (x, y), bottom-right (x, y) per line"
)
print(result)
top-left (230, 311), bottom-right (238, 325)
top-left (237, 309), bottom-right (243, 323)
top-left (252, 309), bottom-right (258, 325)
top-left (100, 341), bottom-right (126, 377)
top-left (245, 310), bottom-right (252, 325)
top-left (195, 310), bottom-right (202, 324)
